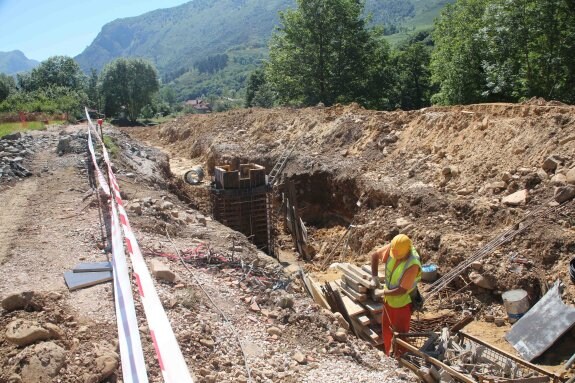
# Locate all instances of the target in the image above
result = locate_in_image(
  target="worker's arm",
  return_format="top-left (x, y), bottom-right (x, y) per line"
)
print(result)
top-left (383, 264), bottom-right (419, 296)
top-left (370, 244), bottom-right (390, 277)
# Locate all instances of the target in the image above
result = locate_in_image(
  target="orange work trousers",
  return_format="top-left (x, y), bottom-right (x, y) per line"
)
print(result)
top-left (381, 302), bottom-right (411, 356)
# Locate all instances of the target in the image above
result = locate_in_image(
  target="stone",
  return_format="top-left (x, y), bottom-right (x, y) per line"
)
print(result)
top-left (170, 210), bottom-right (179, 218)
top-left (502, 189), bottom-right (528, 206)
top-left (567, 168), bottom-right (575, 185)
top-left (2, 132), bottom-right (22, 140)
top-left (551, 173), bottom-right (567, 186)
top-left (542, 155), bottom-right (562, 172)
top-left (523, 173), bottom-right (542, 189)
top-left (536, 168), bottom-right (549, 181)
top-left (130, 204), bottom-right (142, 215)
top-left (1, 291), bottom-right (39, 312)
top-left (200, 339), bottom-right (215, 348)
top-left (267, 327), bottom-right (282, 337)
top-left (487, 181), bottom-right (506, 190)
top-left (470, 261), bottom-right (482, 271)
top-left (396, 217), bottom-right (411, 229)
top-left (469, 271), bottom-right (496, 290)
top-left (84, 345), bottom-right (120, 383)
top-left (150, 259), bottom-right (177, 283)
top-left (554, 186), bottom-right (575, 204)
top-left (333, 312), bottom-right (350, 331)
top-left (250, 301), bottom-right (261, 312)
top-left (43, 323), bottom-right (64, 339)
top-left (19, 342), bottom-right (66, 383)
top-left (276, 294), bottom-right (294, 309)
top-left (5, 319), bottom-right (52, 346)
top-left (56, 136), bottom-right (72, 156)
top-left (196, 214), bottom-right (207, 226)
top-left (501, 172), bottom-right (512, 182)
top-left (334, 328), bottom-right (347, 342)
top-left (160, 201), bottom-right (174, 211)
top-left (292, 351), bottom-right (307, 364)
top-left (494, 317), bottom-right (506, 327)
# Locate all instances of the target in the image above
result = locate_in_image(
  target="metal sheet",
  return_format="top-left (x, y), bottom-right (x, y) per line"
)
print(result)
top-left (72, 261), bottom-right (112, 273)
top-left (506, 281), bottom-right (575, 361)
top-left (64, 271), bottom-right (113, 291)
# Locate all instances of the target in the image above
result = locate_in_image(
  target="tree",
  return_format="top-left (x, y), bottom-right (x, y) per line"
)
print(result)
top-left (99, 58), bottom-right (160, 122)
top-left (266, 0), bottom-right (376, 106)
top-left (0, 73), bottom-right (16, 102)
top-left (430, 0), bottom-right (488, 105)
top-left (392, 33), bottom-right (434, 110)
top-left (27, 56), bottom-right (86, 92)
top-left (86, 68), bottom-right (101, 110)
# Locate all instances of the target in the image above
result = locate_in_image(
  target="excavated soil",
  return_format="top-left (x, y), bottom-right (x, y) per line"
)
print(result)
top-left (126, 100), bottom-right (575, 377)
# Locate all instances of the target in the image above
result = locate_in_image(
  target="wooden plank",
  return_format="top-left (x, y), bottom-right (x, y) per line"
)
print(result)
top-left (364, 299), bottom-right (384, 314)
top-left (340, 295), bottom-right (365, 316)
top-left (364, 327), bottom-right (383, 345)
top-left (336, 264), bottom-right (372, 288)
top-left (335, 280), bottom-right (367, 302)
top-left (348, 264), bottom-right (372, 280)
top-left (341, 274), bottom-right (367, 293)
top-left (354, 315), bottom-right (371, 326)
top-left (306, 275), bottom-right (330, 309)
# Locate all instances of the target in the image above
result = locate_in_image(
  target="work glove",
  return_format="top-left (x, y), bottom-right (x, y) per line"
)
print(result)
top-left (371, 275), bottom-right (381, 289)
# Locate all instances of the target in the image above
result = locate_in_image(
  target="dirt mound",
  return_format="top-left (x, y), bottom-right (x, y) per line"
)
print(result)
top-left (128, 101), bottom-right (575, 297)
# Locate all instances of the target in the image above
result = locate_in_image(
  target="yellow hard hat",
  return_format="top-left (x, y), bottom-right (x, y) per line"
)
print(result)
top-left (390, 234), bottom-right (412, 259)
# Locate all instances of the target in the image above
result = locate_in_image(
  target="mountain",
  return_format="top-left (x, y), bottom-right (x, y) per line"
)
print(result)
top-left (75, 0), bottom-right (453, 100)
top-left (0, 50), bottom-right (39, 75)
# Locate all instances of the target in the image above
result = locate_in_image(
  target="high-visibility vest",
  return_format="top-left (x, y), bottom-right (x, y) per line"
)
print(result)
top-left (384, 247), bottom-right (422, 308)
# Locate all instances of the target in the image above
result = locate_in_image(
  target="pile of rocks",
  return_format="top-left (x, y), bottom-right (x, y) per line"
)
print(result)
top-left (0, 132), bottom-right (36, 182)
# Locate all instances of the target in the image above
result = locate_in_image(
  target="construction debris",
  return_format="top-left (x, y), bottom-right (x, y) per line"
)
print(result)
top-left (506, 281), bottom-right (575, 362)
top-left (396, 329), bottom-right (559, 383)
top-left (63, 270), bottom-right (113, 291)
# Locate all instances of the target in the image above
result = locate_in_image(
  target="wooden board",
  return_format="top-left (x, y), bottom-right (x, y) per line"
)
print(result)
top-left (341, 274), bottom-right (367, 293)
top-left (364, 327), bottom-right (383, 344)
top-left (364, 299), bottom-right (384, 314)
top-left (301, 272), bottom-right (330, 309)
top-left (347, 264), bottom-right (372, 280)
top-left (335, 280), bottom-right (367, 302)
top-left (340, 295), bottom-right (365, 316)
top-left (336, 264), bottom-right (372, 288)
top-left (354, 315), bottom-right (371, 326)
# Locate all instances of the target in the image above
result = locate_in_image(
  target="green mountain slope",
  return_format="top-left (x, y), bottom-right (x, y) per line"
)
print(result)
top-left (0, 50), bottom-right (39, 75)
top-left (75, 0), bottom-right (452, 100)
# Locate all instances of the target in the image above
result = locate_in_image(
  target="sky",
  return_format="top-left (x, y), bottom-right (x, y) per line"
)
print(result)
top-left (0, 0), bottom-right (190, 61)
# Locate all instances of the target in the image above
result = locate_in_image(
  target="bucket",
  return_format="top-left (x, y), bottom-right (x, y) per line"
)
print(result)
top-left (502, 289), bottom-right (530, 323)
top-left (421, 263), bottom-right (438, 282)
top-left (183, 165), bottom-right (205, 185)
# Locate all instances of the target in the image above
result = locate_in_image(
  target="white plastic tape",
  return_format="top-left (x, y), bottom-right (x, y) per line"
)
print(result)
top-left (85, 108), bottom-right (194, 383)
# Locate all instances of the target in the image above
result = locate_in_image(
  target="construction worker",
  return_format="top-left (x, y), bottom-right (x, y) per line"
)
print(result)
top-left (370, 234), bottom-right (421, 356)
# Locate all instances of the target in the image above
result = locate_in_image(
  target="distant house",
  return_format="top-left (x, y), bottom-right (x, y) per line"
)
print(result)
top-left (185, 99), bottom-right (212, 113)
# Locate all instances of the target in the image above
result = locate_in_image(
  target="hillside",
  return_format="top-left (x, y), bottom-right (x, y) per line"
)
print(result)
top-left (0, 50), bottom-right (39, 75)
top-left (75, 0), bottom-right (453, 99)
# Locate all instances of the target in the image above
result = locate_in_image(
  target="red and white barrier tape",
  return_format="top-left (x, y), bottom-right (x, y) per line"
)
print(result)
top-left (86, 114), bottom-right (148, 382)
top-left (87, 127), bottom-right (110, 196)
top-left (86, 109), bottom-right (194, 383)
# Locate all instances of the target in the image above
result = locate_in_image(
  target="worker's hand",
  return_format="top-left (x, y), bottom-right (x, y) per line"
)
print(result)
top-left (371, 275), bottom-right (381, 289)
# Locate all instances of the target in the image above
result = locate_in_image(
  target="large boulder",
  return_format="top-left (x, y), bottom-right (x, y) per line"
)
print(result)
top-left (5, 319), bottom-right (52, 346)
top-left (19, 342), bottom-right (66, 383)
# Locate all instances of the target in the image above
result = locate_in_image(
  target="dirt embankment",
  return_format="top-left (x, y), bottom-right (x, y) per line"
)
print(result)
top-left (130, 101), bottom-right (575, 297)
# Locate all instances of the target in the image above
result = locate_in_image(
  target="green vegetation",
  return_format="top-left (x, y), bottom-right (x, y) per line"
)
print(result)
top-left (0, 121), bottom-right (62, 138)
top-left (102, 135), bottom-right (120, 157)
top-left (72, 0), bottom-right (451, 105)
top-left (431, 0), bottom-right (575, 105)
top-left (99, 58), bottom-right (160, 122)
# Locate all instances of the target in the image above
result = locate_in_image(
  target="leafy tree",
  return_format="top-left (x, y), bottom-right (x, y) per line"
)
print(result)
top-left (26, 56), bottom-right (86, 92)
top-left (0, 73), bottom-right (16, 102)
top-left (245, 67), bottom-right (268, 107)
top-left (430, 0), bottom-right (488, 105)
top-left (99, 58), bottom-right (160, 122)
top-left (266, 0), bottom-right (376, 106)
top-left (86, 68), bottom-right (101, 110)
top-left (392, 32), bottom-right (434, 109)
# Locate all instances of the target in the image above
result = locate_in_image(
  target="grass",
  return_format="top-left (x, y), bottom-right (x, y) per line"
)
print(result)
top-left (102, 135), bottom-right (120, 157)
top-left (0, 121), bottom-right (64, 138)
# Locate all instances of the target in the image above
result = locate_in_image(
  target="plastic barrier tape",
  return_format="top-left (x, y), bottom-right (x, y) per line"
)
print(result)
top-left (85, 109), bottom-right (194, 382)
top-left (87, 127), bottom-right (110, 196)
